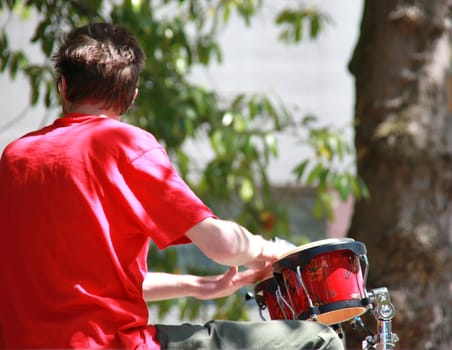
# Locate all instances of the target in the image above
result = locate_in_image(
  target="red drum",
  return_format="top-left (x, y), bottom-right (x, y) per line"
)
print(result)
top-left (272, 238), bottom-right (369, 325)
top-left (254, 277), bottom-right (293, 320)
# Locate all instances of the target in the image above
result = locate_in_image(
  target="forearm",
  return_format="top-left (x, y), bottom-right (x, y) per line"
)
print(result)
top-left (142, 268), bottom-right (258, 302)
top-left (142, 272), bottom-right (201, 302)
top-left (186, 217), bottom-right (271, 266)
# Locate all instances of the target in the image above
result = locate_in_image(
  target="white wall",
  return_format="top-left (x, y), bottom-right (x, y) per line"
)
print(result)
top-left (188, 0), bottom-right (363, 184)
top-left (0, 12), bottom-right (53, 150)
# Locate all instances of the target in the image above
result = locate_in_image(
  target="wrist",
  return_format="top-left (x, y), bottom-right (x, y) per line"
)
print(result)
top-left (243, 235), bottom-right (269, 268)
top-left (251, 234), bottom-right (266, 259)
top-left (179, 274), bottom-right (202, 299)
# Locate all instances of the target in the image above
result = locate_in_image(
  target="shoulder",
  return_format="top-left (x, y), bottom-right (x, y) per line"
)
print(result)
top-left (98, 118), bottom-right (156, 141)
top-left (93, 118), bottom-right (162, 156)
top-left (1, 124), bottom-right (54, 158)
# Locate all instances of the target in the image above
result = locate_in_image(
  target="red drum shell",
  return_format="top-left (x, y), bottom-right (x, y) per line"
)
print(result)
top-left (254, 277), bottom-right (292, 320)
top-left (273, 239), bottom-right (368, 325)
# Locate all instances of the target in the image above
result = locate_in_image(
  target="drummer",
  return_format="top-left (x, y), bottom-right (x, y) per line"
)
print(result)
top-left (0, 22), bottom-right (344, 350)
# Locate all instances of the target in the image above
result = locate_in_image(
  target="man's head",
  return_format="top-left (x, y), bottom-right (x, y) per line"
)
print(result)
top-left (52, 23), bottom-right (146, 115)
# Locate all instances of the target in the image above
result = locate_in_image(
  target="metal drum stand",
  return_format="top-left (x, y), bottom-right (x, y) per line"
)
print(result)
top-left (352, 287), bottom-right (399, 350)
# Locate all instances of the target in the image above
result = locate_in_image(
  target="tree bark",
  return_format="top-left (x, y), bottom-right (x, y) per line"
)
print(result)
top-left (347, 0), bottom-right (452, 349)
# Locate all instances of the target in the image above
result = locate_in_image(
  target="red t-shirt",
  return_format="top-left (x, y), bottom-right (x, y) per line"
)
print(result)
top-left (0, 114), bottom-right (215, 349)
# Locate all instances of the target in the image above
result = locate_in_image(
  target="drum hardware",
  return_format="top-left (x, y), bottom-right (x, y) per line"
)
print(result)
top-left (249, 277), bottom-right (295, 321)
top-left (295, 265), bottom-right (320, 321)
top-left (331, 323), bottom-right (346, 345)
top-left (275, 286), bottom-right (296, 320)
top-left (350, 315), bottom-right (374, 336)
top-left (246, 291), bottom-right (265, 321)
top-left (245, 291), bottom-right (271, 321)
top-left (359, 253), bottom-right (370, 300)
top-left (351, 287), bottom-right (399, 350)
top-left (256, 297), bottom-right (268, 321)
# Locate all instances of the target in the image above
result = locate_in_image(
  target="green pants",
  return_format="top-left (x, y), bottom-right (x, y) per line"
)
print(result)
top-left (155, 320), bottom-right (344, 350)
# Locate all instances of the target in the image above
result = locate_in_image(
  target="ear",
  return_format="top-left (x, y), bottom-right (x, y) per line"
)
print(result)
top-left (59, 77), bottom-right (73, 114)
top-left (59, 77), bottom-right (68, 101)
top-left (131, 87), bottom-right (138, 105)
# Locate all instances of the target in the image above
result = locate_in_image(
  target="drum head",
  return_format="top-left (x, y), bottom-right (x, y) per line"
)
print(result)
top-left (278, 238), bottom-right (355, 260)
top-left (273, 238), bottom-right (367, 273)
top-left (316, 305), bottom-right (368, 325)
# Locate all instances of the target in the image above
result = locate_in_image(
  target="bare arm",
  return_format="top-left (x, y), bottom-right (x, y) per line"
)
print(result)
top-left (142, 266), bottom-right (271, 302)
top-left (143, 218), bottom-right (293, 302)
top-left (185, 217), bottom-right (289, 268)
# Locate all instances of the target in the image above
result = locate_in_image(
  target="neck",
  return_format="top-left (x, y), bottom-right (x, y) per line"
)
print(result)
top-left (63, 103), bottom-right (121, 120)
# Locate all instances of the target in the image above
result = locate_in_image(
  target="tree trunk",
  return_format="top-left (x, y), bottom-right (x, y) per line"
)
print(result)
top-left (347, 1), bottom-right (452, 349)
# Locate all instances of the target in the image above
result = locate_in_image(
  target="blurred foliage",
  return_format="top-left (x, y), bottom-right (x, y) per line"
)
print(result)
top-left (293, 115), bottom-right (369, 220)
top-left (0, 0), bottom-right (368, 321)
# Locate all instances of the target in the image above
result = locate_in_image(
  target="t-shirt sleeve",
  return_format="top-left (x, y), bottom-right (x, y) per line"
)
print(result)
top-left (123, 145), bottom-right (216, 249)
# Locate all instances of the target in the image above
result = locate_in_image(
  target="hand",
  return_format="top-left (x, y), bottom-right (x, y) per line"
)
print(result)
top-left (244, 236), bottom-right (294, 270)
top-left (144, 268), bottom-right (270, 302)
top-left (192, 265), bottom-right (270, 300)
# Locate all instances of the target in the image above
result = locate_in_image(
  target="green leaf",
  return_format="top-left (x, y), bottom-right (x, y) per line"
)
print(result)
top-left (293, 159), bottom-right (309, 182)
top-left (263, 97), bottom-right (277, 119)
top-left (314, 190), bottom-right (334, 219)
top-left (239, 178), bottom-right (254, 202)
top-left (210, 130), bottom-right (225, 156)
top-left (264, 133), bottom-right (278, 157)
top-left (306, 163), bottom-right (323, 185)
top-left (301, 114), bottom-right (317, 126)
top-left (310, 13), bottom-right (321, 38)
top-left (0, 51), bottom-right (10, 72)
top-left (354, 175), bottom-right (370, 199)
top-left (44, 81), bottom-right (53, 108)
top-left (232, 113), bottom-right (247, 132)
top-left (335, 174), bottom-right (351, 201)
top-left (222, 4), bottom-right (231, 23)
top-left (31, 20), bottom-right (48, 43)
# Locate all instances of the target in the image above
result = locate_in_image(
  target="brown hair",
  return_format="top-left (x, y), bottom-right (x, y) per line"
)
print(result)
top-left (52, 23), bottom-right (145, 115)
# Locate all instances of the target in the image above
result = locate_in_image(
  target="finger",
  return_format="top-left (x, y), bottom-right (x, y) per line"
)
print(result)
top-left (243, 260), bottom-right (266, 270)
top-left (223, 266), bottom-right (238, 280)
top-left (234, 267), bottom-right (270, 285)
top-left (228, 266), bottom-right (239, 274)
